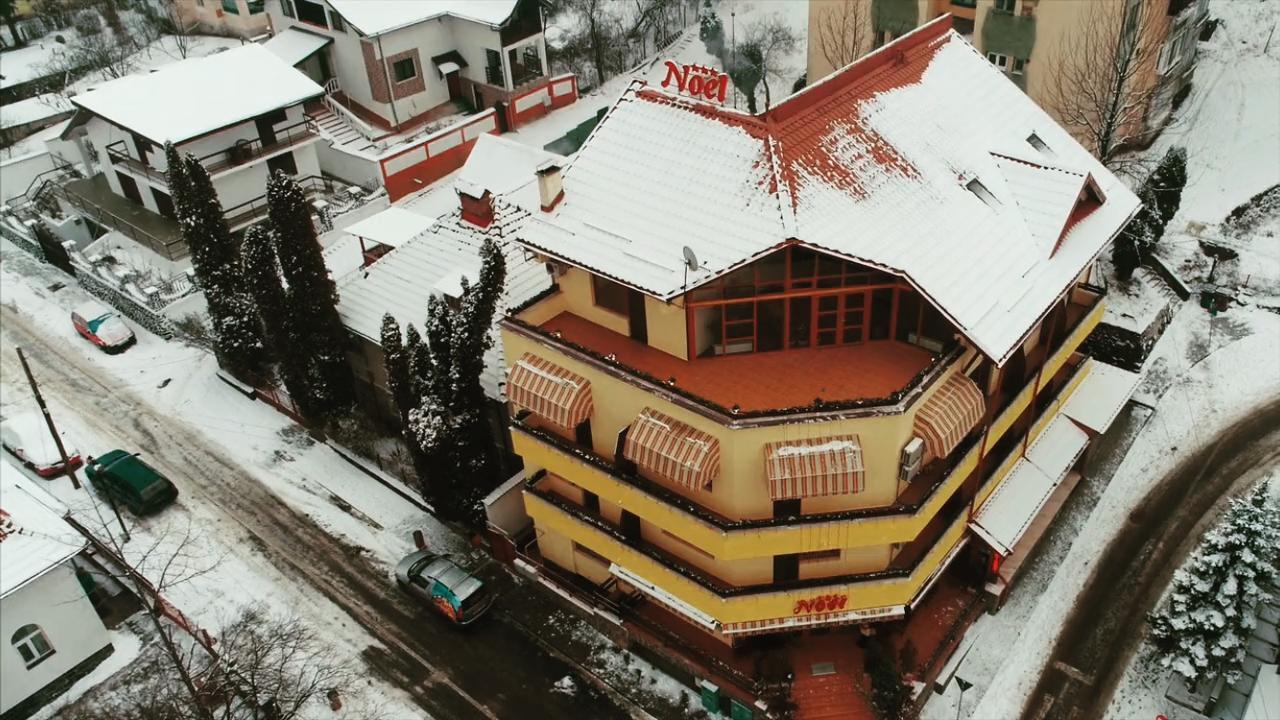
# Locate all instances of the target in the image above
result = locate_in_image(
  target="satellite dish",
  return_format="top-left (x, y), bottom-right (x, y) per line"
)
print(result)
top-left (682, 246), bottom-right (700, 272)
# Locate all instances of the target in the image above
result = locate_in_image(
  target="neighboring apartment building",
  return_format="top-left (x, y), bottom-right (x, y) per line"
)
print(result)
top-left (808, 0), bottom-right (1210, 151)
top-left (174, 0), bottom-right (271, 39)
top-left (266, 0), bottom-right (552, 136)
top-left (500, 16), bottom-right (1140, 681)
top-left (1, 459), bottom-right (113, 719)
top-left (59, 43), bottom-right (324, 259)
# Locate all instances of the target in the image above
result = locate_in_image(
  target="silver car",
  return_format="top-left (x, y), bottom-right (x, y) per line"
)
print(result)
top-left (394, 550), bottom-right (495, 625)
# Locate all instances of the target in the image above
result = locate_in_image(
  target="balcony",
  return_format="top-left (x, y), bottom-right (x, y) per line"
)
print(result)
top-left (506, 309), bottom-right (952, 424)
top-left (105, 116), bottom-right (318, 188)
top-left (525, 469), bottom-right (971, 625)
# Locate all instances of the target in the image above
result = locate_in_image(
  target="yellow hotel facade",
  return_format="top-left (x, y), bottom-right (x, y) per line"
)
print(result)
top-left (498, 19), bottom-right (1142, 649)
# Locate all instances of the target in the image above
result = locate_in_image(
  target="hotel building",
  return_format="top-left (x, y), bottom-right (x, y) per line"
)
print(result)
top-left (499, 16), bottom-right (1141, 681)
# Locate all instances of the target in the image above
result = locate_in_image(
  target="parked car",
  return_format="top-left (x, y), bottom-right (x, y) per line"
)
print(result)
top-left (71, 302), bottom-right (135, 353)
top-left (85, 450), bottom-right (178, 515)
top-left (0, 418), bottom-right (82, 477)
top-left (394, 550), bottom-right (495, 625)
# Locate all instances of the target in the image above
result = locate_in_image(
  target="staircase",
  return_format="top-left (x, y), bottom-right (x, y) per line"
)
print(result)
top-left (310, 106), bottom-right (380, 155)
top-left (791, 672), bottom-right (874, 720)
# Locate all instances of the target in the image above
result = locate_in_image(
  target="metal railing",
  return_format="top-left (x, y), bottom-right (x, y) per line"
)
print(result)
top-left (105, 141), bottom-right (167, 185)
top-left (106, 118), bottom-right (319, 185)
top-left (221, 174), bottom-right (340, 230)
top-left (320, 77), bottom-right (386, 149)
top-left (55, 182), bottom-right (185, 260)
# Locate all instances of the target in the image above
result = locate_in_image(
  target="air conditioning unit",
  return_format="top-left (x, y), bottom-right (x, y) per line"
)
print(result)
top-left (544, 260), bottom-right (568, 278)
top-left (899, 437), bottom-right (925, 482)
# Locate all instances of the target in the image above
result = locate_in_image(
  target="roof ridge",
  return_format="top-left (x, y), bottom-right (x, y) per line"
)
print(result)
top-left (990, 151), bottom-right (1087, 177)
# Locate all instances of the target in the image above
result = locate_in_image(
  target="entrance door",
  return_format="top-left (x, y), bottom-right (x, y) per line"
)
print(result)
top-left (115, 171), bottom-right (142, 206)
top-left (627, 289), bottom-right (648, 343)
top-left (316, 49), bottom-right (333, 83)
top-left (254, 115), bottom-right (279, 147)
top-left (445, 70), bottom-right (462, 101)
top-left (773, 554), bottom-right (799, 583)
top-left (151, 188), bottom-right (175, 219)
top-left (620, 510), bottom-right (641, 544)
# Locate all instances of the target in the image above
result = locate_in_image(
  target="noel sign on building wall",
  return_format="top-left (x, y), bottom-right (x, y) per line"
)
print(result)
top-left (660, 61), bottom-right (729, 104)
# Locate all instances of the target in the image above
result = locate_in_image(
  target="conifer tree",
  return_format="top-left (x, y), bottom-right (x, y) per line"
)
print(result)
top-left (1148, 146), bottom-right (1188, 234)
top-left (265, 170), bottom-right (355, 420)
top-left (1148, 481), bottom-right (1280, 685)
top-left (404, 238), bottom-right (506, 524)
top-left (167, 144), bottom-right (268, 383)
top-left (1113, 184), bottom-right (1159, 280)
top-left (700, 0), bottom-right (725, 58)
top-left (242, 226), bottom-right (310, 414)
top-left (380, 314), bottom-right (414, 430)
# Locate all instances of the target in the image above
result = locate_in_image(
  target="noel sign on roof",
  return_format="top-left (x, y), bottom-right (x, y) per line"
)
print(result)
top-left (660, 61), bottom-right (729, 104)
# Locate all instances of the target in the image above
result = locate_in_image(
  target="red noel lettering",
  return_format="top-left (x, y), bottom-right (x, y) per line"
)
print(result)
top-left (661, 61), bottom-right (686, 92)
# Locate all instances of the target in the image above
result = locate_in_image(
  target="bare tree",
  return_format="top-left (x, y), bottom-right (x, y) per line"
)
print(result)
top-left (1046, 0), bottom-right (1164, 167)
top-left (745, 13), bottom-right (799, 111)
top-left (815, 0), bottom-right (871, 73)
top-left (38, 25), bottom-right (136, 89)
top-left (565, 0), bottom-right (610, 86)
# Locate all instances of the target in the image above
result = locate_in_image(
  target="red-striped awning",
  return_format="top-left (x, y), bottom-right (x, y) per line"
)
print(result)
top-left (913, 372), bottom-right (985, 459)
top-left (506, 353), bottom-right (593, 429)
top-left (623, 408), bottom-right (720, 490)
top-left (763, 435), bottom-right (864, 500)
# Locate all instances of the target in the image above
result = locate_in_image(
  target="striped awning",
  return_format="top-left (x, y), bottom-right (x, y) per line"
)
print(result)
top-left (506, 353), bottom-right (593, 429)
top-left (914, 373), bottom-right (986, 459)
top-left (722, 604), bottom-right (905, 636)
top-left (763, 435), bottom-right (865, 500)
top-left (623, 408), bottom-right (720, 490)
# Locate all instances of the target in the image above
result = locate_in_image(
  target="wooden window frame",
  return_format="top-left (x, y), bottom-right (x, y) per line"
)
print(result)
top-left (590, 274), bottom-right (630, 316)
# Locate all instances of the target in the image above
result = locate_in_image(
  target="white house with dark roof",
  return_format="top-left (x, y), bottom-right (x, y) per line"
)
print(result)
top-left (0, 458), bottom-right (112, 718)
top-left (60, 43), bottom-right (325, 257)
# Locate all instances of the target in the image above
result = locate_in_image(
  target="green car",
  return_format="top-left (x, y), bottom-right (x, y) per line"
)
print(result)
top-left (85, 450), bottom-right (178, 515)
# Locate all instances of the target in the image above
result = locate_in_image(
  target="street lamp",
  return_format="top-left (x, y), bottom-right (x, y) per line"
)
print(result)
top-left (955, 676), bottom-right (972, 720)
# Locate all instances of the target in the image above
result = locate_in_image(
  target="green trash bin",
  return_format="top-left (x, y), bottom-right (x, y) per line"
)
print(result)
top-left (698, 679), bottom-right (721, 714)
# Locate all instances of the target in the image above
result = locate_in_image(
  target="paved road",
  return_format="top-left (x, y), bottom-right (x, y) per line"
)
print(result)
top-left (0, 305), bottom-right (632, 720)
top-left (1021, 397), bottom-right (1280, 720)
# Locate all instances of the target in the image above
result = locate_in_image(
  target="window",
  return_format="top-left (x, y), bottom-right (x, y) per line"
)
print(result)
top-left (986, 52), bottom-right (1009, 70)
top-left (799, 549), bottom-right (842, 564)
top-left (994, 0), bottom-right (1016, 12)
top-left (221, 0), bottom-right (239, 15)
top-left (328, 9), bottom-right (344, 32)
top-left (392, 57), bottom-right (417, 83)
top-left (591, 275), bottom-right (629, 315)
top-left (966, 178), bottom-right (998, 207)
top-left (294, 0), bottom-right (328, 27)
top-left (950, 0), bottom-right (976, 7)
top-left (12, 625), bottom-right (54, 668)
top-left (1011, 58), bottom-right (1025, 75)
top-left (246, 0), bottom-right (264, 13)
top-left (1026, 132), bottom-right (1052, 155)
top-left (266, 151), bottom-right (298, 177)
top-left (131, 133), bottom-right (152, 163)
top-left (281, 0), bottom-right (295, 18)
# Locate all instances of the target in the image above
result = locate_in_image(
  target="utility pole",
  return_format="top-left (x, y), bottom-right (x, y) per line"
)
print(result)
top-left (16, 346), bottom-right (80, 490)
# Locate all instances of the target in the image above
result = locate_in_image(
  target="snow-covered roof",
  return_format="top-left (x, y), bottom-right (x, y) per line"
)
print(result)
top-left (1061, 360), bottom-right (1140, 434)
top-left (454, 134), bottom-right (560, 213)
top-left (337, 202), bottom-right (552, 400)
top-left (518, 17), bottom-right (1140, 366)
top-left (345, 206), bottom-right (437, 249)
top-left (0, 457), bottom-right (85, 598)
top-left (0, 93), bottom-right (74, 131)
top-left (70, 44), bottom-right (323, 144)
top-left (0, 42), bottom-right (69, 90)
top-left (325, 0), bottom-right (520, 36)
top-left (262, 27), bottom-right (333, 67)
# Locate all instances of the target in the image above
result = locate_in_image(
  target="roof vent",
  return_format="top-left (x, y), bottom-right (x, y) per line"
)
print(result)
top-left (966, 178), bottom-right (998, 208)
top-left (1026, 132), bottom-right (1055, 157)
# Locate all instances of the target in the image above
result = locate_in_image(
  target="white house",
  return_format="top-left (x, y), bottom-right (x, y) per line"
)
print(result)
top-left (265, 0), bottom-right (557, 138)
top-left (60, 43), bottom-right (326, 256)
top-left (0, 458), bottom-right (113, 718)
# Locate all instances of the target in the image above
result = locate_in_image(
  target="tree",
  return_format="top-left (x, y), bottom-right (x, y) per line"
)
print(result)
top-left (266, 170), bottom-right (356, 421)
top-left (242, 225), bottom-right (310, 411)
top-left (380, 314), bottom-right (414, 430)
top-left (745, 13), bottom-right (800, 111)
top-left (1, 0), bottom-right (23, 48)
top-left (1147, 146), bottom-right (1188, 233)
top-left (566, 0), bottom-right (610, 87)
top-left (1046, 0), bottom-right (1163, 167)
top-left (1148, 481), bottom-right (1280, 685)
top-left (727, 42), bottom-right (763, 113)
top-left (699, 0), bottom-right (724, 58)
top-left (864, 634), bottom-right (909, 720)
top-left (170, 147), bottom-right (270, 384)
top-left (404, 239), bottom-right (506, 524)
top-left (815, 0), bottom-right (871, 75)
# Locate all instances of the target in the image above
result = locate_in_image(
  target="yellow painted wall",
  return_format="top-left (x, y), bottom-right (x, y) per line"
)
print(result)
top-left (645, 295), bottom-right (688, 360)
top-left (557, 267), bottom-right (629, 336)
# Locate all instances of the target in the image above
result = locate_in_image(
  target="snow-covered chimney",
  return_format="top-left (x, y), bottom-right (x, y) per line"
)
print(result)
top-left (536, 160), bottom-right (564, 212)
top-left (457, 180), bottom-right (494, 228)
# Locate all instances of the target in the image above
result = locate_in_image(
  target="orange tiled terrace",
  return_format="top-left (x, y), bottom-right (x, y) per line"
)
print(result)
top-left (537, 312), bottom-right (939, 413)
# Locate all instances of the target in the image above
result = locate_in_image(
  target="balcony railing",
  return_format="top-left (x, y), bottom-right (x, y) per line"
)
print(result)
top-left (105, 116), bottom-right (318, 187)
top-left (222, 174), bottom-right (340, 231)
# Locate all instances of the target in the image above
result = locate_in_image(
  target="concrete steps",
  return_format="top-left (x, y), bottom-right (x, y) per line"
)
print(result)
top-left (310, 107), bottom-right (378, 154)
top-left (792, 670), bottom-right (873, 720)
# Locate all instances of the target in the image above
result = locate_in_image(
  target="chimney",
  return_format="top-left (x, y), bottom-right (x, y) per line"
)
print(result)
top-left (536, 160), bottom-right (564, 212)
top-left (457, 181), bottom-right (494, 228)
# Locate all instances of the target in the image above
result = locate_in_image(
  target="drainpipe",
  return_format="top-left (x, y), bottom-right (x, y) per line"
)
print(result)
top-left (375, 35), bottom-right (400, 129)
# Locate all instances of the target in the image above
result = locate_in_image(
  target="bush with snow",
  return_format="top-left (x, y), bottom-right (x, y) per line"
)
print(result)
top-left (1147, 480), bottom-right (1279, 685)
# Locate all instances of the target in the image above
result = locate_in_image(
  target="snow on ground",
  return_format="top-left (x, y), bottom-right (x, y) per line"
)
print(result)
top-left (926, 3), bottom-right (1280, 716)
top-left (30, 629), bottom-right (144, 720)
top-left (0, 243), bottom-right (449, 718)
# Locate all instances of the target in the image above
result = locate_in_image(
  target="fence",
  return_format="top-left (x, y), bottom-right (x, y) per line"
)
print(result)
top-left (507, 74), bottom-right (580, 130)
top-left (378, 110), bottom-right (500, 201)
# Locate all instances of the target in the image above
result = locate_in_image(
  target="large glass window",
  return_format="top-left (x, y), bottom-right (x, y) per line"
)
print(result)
top-left (686, 247), bottom-right (955, 358)
top-left (294, 0), bottom-right (328, 27)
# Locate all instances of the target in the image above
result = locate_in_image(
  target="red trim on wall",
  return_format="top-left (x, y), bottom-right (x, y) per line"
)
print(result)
top-left (378, 110), bottom-right (501, 201)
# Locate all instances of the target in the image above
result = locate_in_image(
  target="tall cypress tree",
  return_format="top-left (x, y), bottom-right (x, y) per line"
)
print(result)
top-left (1148, 146), bottom-right (1188, 234)
top-left (265, 170), bottom-right (355, 420)
top-left (380, 314), bottom-right (414, 430)
top-left (242, 226), bottom-right (310, 414)
top-left (167, 144), bottom-right (268, 383)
